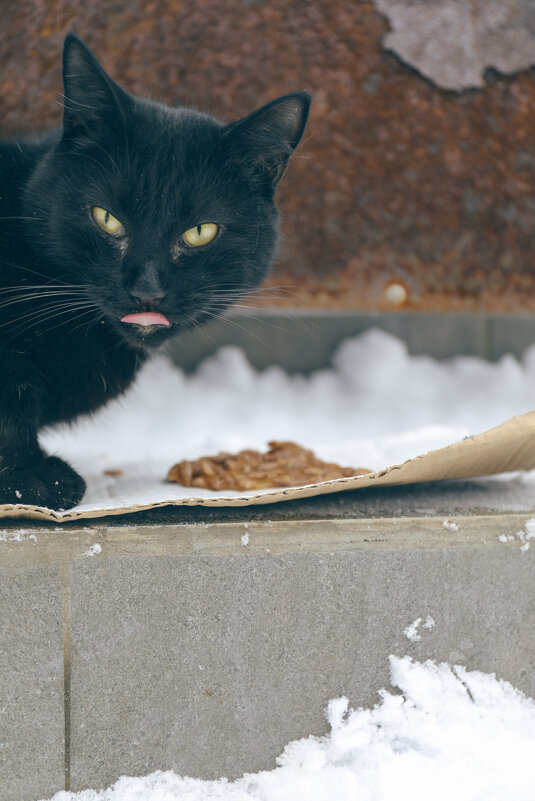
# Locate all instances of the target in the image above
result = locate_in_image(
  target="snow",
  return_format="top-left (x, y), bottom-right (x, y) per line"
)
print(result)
top-left (499, 533), bottom-right (515, 543)
top-left (403, 617), bottom-right (423, 641)
top-left (41, 655), bottom-right (535, 801)
top-left (516, 518), bottom-right (535, 552)
top-left (0, 529), bottom-right (37, 543)
top-left (403, 615), bottom-right (436, 642)
top-left (241, 522), bottom-right (250, 545)
top-left (498, 518), bottom-right (535, 552)
top-left (36, 328), bottom-right (535, 513)
top-left (84, 543), bottom-right (102, 556)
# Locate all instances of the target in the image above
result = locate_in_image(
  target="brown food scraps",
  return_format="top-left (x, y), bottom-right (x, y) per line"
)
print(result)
top-left (166, 441), bottom-right (370, 492)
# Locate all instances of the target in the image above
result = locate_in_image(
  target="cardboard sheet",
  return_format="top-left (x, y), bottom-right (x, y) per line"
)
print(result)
top-left (2, 410), bottom-right (535, 522)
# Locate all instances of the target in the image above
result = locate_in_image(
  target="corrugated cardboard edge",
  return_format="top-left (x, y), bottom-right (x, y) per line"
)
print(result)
top-left (3, 410), bottom-right (535, 522)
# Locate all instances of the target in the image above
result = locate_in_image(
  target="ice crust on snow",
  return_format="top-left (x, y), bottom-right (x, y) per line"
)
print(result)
top-left (38, 328), bottom-right (535, 512)
top-left (41, 656), bottom-right (535, 801)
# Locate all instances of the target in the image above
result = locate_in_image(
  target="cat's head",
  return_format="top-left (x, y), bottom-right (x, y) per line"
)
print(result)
top-left (25, 33), bottom-right (309, 348)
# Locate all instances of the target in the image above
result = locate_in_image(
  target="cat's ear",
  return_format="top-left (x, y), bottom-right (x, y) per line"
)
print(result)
top-left (61, 32), bottom-right (130, 140)
top-left (224, 92), bottom-right (310, 190)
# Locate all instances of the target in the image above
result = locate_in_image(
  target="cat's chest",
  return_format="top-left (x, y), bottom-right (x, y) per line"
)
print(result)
top-left (38, 327), bottom-right (145, 426)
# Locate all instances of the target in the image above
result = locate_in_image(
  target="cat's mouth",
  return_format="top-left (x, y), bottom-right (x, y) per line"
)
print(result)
top-left (120, 312), bottom-right (171, 329)
top-left (117, 310), bottom-right (174, 347)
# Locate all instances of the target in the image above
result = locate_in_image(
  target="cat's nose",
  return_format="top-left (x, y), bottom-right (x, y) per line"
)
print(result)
top-left (130, 288), bottom-right (167, 308)
top-left (128, 262), bottom-right (167, 307)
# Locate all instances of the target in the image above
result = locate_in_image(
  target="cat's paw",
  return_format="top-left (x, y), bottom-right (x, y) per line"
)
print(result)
top-left (0, 456), bottom-right (86, 510)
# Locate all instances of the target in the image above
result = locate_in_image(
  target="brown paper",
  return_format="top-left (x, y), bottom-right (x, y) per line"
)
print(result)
top-left (2, 410), bottom-right (535, 522)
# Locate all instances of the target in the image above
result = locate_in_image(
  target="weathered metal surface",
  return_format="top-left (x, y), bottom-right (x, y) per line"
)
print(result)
top-left (1, 1), bottom-right (535, 312)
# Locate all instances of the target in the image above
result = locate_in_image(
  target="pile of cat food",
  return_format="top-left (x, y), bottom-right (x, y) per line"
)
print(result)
top-left (166, 440), bottom-right (370, 491)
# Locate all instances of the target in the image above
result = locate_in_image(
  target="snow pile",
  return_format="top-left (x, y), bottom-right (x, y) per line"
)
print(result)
top-left (38, 328), bottom-right (535, 511)
top-left (43, 656), bottom-right (535, 801)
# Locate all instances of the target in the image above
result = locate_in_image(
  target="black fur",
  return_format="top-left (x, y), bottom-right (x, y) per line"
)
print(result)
top-left (0, 33), bottom-right (309, 510)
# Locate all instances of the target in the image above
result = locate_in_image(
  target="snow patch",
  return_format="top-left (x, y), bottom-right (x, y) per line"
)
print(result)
top-left (498, 518), bottom-right (535, 551)
top-left (40, 656), bottom-right (535, 801)
top-left (403, 617), bottom-right (422, 642)
top-left (84, 543), bottom-right (102, 557)
top-left (0, 529), bottom-right (37, 543)
top-left (403, 615), bottom-right (435, 642)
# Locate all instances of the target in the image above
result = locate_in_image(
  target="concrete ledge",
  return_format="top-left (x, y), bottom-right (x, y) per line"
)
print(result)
top-left (1, 515), bottom-right (534, 798)
top-left (167, 311), bottom-right (535, 373)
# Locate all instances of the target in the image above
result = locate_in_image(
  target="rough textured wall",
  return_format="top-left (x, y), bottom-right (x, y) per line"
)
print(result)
top-left (1, 0), bottom-right (535, 312)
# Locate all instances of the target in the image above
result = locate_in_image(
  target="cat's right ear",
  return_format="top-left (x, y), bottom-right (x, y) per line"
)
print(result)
top-left (222, 92), bottom-right (311, 193)
top-left (62, 33), bottom-right (130, 141)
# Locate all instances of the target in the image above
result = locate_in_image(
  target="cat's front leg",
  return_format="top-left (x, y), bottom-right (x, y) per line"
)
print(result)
top-left (0, 350), bottom-right (86, 510)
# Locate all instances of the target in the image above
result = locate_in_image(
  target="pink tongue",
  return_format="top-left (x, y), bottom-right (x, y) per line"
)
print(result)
top-left (121, 312), bottom-right (171, 327)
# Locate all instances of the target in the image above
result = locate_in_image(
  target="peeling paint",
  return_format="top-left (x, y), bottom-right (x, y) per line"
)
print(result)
top-left (375, 0), bottom-right (535, 90)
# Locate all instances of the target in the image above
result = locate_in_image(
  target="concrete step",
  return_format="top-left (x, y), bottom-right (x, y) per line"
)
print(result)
top-left (2, 514), bottom-right (534, 799)
top-left (166, 311), bottom-right (535, 373)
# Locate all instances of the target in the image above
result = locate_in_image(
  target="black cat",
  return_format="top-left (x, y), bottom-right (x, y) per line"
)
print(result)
top-left (0, 33), bottom-right (309, 510)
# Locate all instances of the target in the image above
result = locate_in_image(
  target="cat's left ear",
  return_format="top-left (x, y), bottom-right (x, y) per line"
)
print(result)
top-left (61, 32), bottom-right (130, 140)
top-left (224, 92), bottom-right (310, 190)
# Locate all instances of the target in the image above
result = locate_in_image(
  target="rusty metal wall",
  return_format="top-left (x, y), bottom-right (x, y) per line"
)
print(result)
top-left (2, 0), bottom-right (535, 312)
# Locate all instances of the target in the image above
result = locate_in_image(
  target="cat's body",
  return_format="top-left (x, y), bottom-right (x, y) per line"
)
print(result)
top-left (0, 34), bottom-right (309, 509)
top-left (1, 135), bottom-right (141, 427)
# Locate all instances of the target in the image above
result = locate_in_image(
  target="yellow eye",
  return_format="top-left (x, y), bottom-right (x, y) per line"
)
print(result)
top-left (91, 206), bottom-right (125, 236)
top-left (182, 223), bottom-right (219, 247)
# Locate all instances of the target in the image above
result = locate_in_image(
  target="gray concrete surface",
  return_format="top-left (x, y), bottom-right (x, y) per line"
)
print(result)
top-left (2, 515), bottom-right (535, 797)
top-left (0, 564), bottom-right (65, 801)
